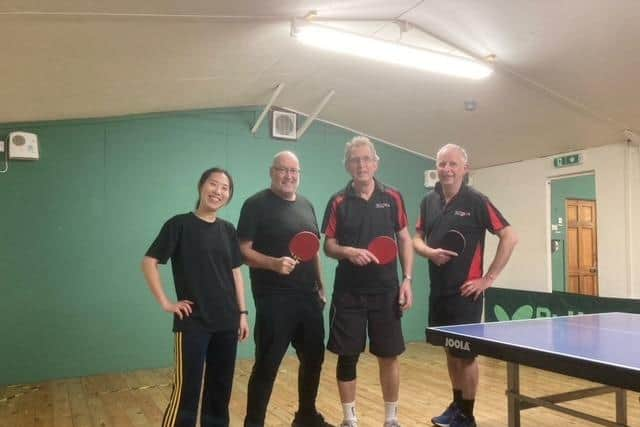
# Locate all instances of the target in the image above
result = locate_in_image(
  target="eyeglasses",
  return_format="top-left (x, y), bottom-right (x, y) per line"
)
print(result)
top-left (273, 166), bottom-right (301, 175)
top-left (348, 156), bottom-right (376, 165)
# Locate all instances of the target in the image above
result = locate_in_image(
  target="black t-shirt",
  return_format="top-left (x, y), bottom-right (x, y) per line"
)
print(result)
top-left (237, 189), bottom-right (320, 296)
top-left (321, 179), bottom-right (408, 294)
top-left (146, 213), bottom-right (242, 333)
top-left (416, 183), bottom-right (509, 296)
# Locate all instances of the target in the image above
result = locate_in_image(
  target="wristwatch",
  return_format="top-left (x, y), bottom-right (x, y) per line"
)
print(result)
top-left (403, 274), bottom-right (412, 281)
top-left (239, 310), bottom-right (249, 315)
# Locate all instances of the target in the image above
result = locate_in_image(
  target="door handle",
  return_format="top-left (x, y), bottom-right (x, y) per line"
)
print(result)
top-left (589, 268), bottom-right (598, 273)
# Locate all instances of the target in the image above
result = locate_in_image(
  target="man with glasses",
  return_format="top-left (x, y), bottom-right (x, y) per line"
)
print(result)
top-left (322, 136), bottom-right (414, 427)
top-left (239, 151), bottom-right (332, 427)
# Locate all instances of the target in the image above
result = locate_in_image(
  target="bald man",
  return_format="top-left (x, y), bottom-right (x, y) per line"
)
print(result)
top-left (238, 151), bottom-right (332, 427)
top-left (413, 144), bottom-right (517, 427)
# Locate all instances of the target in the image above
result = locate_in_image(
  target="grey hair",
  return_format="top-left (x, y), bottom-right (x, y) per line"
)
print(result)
top-left (272, 150), bottom-right (299, 166)
top-left (343, 136), bottom-right (380, 168)
top-left (436, 144), bottom-right (468, 164)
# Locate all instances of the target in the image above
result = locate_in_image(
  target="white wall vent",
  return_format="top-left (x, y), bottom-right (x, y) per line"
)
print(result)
top-left (271, 110), bottom-right (297, 140)
top-left (424, 169), bottom-right (438, 188)
top-left (8, 132), bottom-right (39, 160)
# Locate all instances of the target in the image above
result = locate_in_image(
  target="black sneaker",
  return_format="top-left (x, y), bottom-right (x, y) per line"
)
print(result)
top-left (449, 411), bottom-right (476, 427)
top-left (431, 402), bottom-right (460, 427)
top-left (291, 411), bottom-right (334, 427)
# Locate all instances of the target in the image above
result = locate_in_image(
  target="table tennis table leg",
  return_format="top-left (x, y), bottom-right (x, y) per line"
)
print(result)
top-left (615, 388), bottom-right (627, 425)
top-left (506, 362), bottom-right (521, 427)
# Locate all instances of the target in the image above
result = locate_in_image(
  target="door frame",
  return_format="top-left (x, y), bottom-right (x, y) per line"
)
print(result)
top-left (546, 171), bottom-right (596, 293)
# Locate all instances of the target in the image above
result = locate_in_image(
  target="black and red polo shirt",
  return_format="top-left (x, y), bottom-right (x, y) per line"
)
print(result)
top-left (321, 179), bottom-right (408, 294)
top-left (416, 182), bottom-right (509, 296)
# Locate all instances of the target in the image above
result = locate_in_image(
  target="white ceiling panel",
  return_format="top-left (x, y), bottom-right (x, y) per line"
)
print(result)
top-left (1, 0), bottom-right (638, 166)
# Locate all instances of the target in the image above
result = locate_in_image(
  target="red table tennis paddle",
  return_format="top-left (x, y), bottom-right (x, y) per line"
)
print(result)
top-left (440, 229), bottom-right (466, 255)
top-left (288, 231), bottom-right (320, 262)
top-left (368, 236), bottom-right (398, 265)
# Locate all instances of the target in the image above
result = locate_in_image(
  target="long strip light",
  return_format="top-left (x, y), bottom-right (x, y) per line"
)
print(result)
top-left (291, 22), bottom-right (493, 80)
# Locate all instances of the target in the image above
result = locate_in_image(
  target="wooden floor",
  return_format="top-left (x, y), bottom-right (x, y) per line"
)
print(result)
top-left (1, 342), bottom-right (638, 426)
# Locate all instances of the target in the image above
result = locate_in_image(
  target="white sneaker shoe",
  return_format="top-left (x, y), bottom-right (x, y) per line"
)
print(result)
top-left (383, 420), bottom-right (401, 427)
top-left (340, 420), bottom-right (358, 427)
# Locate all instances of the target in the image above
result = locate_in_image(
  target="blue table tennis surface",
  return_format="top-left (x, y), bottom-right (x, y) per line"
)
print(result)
top-left (429, 312), bottom-right (640, 372)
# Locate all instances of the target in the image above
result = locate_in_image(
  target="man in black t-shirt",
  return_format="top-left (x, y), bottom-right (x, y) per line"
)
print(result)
top-left (238, 151), bottom-right (332, 427)
top-left (322, 136), bottom-right (414, 427)
top-left (414, 144), bottom-right (517, 427)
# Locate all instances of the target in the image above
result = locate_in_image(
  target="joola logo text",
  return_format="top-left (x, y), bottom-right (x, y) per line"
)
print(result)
top-left (376, 202), bottom-right (391, 208)
top-left (445, 337), bottom-right (471, 351)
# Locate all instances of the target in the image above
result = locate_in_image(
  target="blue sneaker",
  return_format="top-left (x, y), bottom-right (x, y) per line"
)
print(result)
top-left (430, 402), bottom-right (460, 427)
top-left (449, 411), bottom-right (476, 427)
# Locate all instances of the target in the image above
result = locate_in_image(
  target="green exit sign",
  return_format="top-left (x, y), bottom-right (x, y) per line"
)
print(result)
top-left (553, 153), bottom-right (582, 168)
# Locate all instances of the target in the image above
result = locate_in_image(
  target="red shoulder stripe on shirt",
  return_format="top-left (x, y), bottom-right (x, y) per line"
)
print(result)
top-left (325, 195), bottom-right (345, 238)
top-left (385, 189), bottom-right (408, 229)
top-left (486, 201), bottom-right (507, 232)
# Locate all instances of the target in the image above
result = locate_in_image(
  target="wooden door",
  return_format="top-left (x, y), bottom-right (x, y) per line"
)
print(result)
top-left (566, 199), bottom-right (598, 295)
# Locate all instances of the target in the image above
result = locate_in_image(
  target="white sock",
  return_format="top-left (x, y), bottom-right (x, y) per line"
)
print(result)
top-left (342, 401), bottom-right (357, 422)
top-left (384, 401), bottom-right (398, 422)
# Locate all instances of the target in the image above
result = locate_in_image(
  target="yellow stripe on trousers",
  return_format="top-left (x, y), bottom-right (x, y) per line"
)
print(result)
top-left (162, 332), bottom-right (183, 427)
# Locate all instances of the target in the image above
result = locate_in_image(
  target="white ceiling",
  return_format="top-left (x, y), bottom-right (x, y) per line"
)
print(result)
top-left (1, 0), bottom-right (638, 167)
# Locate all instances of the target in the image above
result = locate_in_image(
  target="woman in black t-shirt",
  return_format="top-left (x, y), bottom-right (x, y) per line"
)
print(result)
top-left (142, 167), bottom-right (249, 427)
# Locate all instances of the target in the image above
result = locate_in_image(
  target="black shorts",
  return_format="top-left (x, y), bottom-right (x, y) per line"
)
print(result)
top-left (428, 292), bottom-right (483, 358)
top-left (327, 289), bottom-right (405, 357)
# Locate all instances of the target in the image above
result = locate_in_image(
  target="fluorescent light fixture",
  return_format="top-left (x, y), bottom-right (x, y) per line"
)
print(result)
top-left (291, 22), bottom-right (493, 80)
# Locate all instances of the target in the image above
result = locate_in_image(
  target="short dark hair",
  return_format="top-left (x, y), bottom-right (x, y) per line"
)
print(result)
top-left (195, 167), bottom-right (234, 209)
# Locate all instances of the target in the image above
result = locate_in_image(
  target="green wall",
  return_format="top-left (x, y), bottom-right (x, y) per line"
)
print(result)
top-left (0, 107), bottom-right (434, 385)
top-left (550, 174), bottom-right (596, 292)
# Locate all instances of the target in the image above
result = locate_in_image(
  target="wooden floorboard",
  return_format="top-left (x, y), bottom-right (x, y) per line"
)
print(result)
top-left (1, 342), bottom-right (638, 426)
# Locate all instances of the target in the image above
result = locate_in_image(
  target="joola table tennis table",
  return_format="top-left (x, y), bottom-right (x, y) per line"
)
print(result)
top-left (426, 312), bottom-right (640, 426)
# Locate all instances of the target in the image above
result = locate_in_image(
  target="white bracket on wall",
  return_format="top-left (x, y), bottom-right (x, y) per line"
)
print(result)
top-left (296, 89), bottom-right (335, 139)
top-left (251, 83), bottom-right (285, 135)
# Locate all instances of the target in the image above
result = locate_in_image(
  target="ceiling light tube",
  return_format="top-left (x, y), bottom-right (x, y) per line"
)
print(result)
top-left (291, 21), bottom-right (492, 80)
